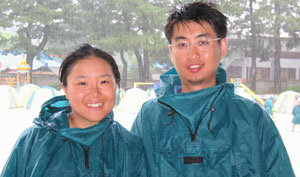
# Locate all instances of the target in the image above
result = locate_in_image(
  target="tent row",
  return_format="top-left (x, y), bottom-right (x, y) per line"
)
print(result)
top-left (0, 84), bottom-right (64, 110)
top-left (0, 84), bottom-right (156, 112)
top-left (1, 83), bottom-right (299, 116)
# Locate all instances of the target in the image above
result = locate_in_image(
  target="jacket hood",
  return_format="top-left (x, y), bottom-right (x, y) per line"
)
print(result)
top-left (156, 63), bottom-right (227, 97)
top-left (33, 95), bottom-right (113, 147)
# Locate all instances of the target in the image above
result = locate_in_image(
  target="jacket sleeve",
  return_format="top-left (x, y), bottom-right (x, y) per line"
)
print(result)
top-left (256, 108), bottom-right (295, 177)
top-left (131, 105), bottom-right (156, 177)
top-left (0, 127), bottom-right (34, 177)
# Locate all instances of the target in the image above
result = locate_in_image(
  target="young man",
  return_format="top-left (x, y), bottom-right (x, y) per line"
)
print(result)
top-left (131, 1), bottom-right (295, 176)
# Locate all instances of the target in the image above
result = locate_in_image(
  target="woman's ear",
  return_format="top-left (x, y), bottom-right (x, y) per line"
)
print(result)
top-left (61, 84), bottom-right (69, 99)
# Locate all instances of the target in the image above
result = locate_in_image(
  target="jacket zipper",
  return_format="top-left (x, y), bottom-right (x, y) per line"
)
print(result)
top-left (158, 84), bottom-right (225, 142)
top-left (82, 146), bottom-right (90, 169)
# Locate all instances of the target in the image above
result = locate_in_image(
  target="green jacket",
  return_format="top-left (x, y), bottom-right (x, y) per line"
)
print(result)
top-left (131, 66), bottom-right (295, 177)
top-left (1, 96), bottom-right (147, 177)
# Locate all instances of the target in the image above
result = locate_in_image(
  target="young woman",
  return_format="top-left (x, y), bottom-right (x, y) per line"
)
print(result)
top-left (1, 43), bottom-right (147, 177)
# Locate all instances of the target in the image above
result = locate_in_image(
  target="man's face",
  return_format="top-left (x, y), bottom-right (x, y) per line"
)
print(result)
top-left (168, 21), bottom-right (227, 93)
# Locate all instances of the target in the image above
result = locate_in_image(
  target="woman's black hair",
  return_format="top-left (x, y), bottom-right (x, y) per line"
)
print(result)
top-left (59, 43), bottom-right (120, 87)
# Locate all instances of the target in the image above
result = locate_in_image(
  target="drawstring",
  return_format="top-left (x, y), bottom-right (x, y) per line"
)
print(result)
top-left (207, 107), bottom-right (216, 134)
top-left (207, 84), bottom-right (224, 134)
top-left (166, 109), bottom-right (175, 126)
top-left (63, 138), bottom-right (73, 161)
top-left (159, 84), bottom-right (225, 141)
top-left (101, 135), bottom-right (105, 177)
top-left (62, 136), bottom-right (106, 177)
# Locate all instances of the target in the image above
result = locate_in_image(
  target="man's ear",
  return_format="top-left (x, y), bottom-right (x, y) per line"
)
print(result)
top-left (220, 38), bottom-right (227, 59)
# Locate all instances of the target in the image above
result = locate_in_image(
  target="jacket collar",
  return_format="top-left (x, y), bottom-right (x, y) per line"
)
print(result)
top-left (34, 95), bottom-right (113, 147)
top-left (156, 64), bottom-right (233, 128)
top-left (156, 63), bottom-right (227, 98)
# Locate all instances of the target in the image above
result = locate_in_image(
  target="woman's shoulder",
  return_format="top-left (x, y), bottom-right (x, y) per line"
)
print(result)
top-left (11, 124), bottom-right (47, 149)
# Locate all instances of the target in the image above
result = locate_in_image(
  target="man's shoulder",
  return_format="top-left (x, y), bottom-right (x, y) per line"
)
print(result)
top-left (140, 97), bottom-right (161, 110)
top-left (225, 94), bottom-right (265, 117)
top-left (110, 122), bottom-right (144, 149)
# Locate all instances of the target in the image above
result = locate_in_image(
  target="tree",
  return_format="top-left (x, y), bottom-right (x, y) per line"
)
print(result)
top-left (0, 0), bottom-right (77, 82)
top-left (217, 0), bottom-right (267, 91)
top-left (264, 0), bottom-right (300, 93)
top-left (78, 0), bottom-right (169, 87)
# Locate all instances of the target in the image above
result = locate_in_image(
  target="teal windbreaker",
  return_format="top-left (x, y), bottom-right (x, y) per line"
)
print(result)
top-left (131, 66), bottom-right (295, 177)
top-left (1, 96), bottom-right (147, 177)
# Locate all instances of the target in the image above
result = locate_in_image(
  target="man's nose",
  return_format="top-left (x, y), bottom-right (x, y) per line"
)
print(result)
top-left (187, 43), bottom-right (200, 58)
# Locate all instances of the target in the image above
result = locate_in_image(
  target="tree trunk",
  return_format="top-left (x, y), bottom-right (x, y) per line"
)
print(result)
top-left (143, 49), bottom-right (149, 81)
top-left (119, 48), bottom-right (127, 88)
top-left (274, 36), bottom-right (281, 93)
top-left (134, 49), bottom-right (144, 81)
top-left (274, 2), bottom-right (282, 93)
top-left (249, 0), bottom-right (256, 91)
top-left (26, 52), bottom-right (36, 83)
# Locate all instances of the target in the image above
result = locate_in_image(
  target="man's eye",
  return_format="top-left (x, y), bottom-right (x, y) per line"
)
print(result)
top-left (78, 82), bottom-right (86, 86)
top-left (198, 39), bottom-right (210, 46)
top-left (176, 42), bottom-right (188, 48)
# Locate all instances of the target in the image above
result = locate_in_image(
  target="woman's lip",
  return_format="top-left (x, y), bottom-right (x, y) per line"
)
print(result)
top-left (87, 103), bottom-right (103, 108)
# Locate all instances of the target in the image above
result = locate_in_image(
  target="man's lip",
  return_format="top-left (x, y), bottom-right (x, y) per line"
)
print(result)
top-left (188, 64), bottom-right (203, 72)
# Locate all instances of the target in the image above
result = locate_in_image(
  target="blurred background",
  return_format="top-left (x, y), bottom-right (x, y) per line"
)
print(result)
top-left (0, 0), bottom-right (299, 175)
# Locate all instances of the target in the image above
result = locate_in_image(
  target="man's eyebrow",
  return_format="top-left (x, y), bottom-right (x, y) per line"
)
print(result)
top-left (174, 36), bottom-right (187, 42)
top-left (173, 33), bottom-right (210, 42)
top-left (195, 33), bottom-right (209, 38)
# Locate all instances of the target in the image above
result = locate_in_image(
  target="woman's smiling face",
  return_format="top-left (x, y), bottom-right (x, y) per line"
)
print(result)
top-left (62, 56), bottom-right (117, 128)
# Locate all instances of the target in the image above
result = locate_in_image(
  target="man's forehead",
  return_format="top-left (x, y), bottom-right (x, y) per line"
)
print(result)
top-left (171, 22), bottom-right (215, 42)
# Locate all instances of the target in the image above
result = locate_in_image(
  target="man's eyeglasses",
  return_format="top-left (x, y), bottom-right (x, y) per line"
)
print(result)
top-left (169, 37), bottom-right (221, 51)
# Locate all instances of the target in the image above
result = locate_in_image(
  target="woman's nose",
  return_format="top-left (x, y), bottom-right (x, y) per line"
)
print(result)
top-left (90, 84), bottom-right (101, 97)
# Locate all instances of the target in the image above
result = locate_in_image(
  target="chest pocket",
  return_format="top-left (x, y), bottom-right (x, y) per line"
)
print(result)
top-left (156, 145), bottom-right (233, 177)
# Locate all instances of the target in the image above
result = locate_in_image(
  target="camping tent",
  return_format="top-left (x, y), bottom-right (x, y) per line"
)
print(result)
top-left (26, 86), bottom-right (56, 110)
top-left (16, 84), bottom-right (40, 108)
top-left (55, 89), bottom-right (65, 96)
top-left (0, 85), bottom-right (18, 109)
top-left (273, 90), bottom-right (300, 114)
top-left (116, 88), bottom-right (148, 114)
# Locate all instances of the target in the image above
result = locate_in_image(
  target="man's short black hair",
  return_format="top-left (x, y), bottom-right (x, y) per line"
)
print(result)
top-left (164, 1), bottom-right (228, 44)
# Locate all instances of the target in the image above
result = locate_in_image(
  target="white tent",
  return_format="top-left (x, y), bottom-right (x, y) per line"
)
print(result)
top-left (0, 85), bottom-right (18, 109)
top-left (274, 90), bottom-right (300, 114)
top-left (116, 88), bottom-right (149, 114)
top-left (26, 86), bottom-right (56, 110)
top-left (55, 89), bottom-right (65, 96)
top-left (16, 84), bottom-right (40, 108)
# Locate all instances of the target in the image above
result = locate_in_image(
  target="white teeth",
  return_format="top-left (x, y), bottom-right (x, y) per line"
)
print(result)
top-left (189, 65), bottom-right (201, 69)
top-left (88, 103), bottom-right (103, 107)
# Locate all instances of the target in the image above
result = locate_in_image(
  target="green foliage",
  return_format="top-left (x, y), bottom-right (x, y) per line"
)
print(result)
top-left (1, 0), bottom-right (299, 86)
top-left (0, 0), bottom-right (78, 68)
top-left (283, 85), bottom-right (300, 93)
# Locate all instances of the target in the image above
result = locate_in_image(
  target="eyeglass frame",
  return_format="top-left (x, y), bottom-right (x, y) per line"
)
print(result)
top-left (168, 37), bottom-right (221, 51)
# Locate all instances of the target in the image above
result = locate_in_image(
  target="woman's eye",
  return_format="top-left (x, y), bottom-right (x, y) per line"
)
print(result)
top-left (100, 80), bottom-right (109, 84)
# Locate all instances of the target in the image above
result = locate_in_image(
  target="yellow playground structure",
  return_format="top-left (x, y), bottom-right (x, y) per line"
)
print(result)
top-left (230, 78), bottom-right (265, 106)
top-left (133, 82), bottom-right (154, 88)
